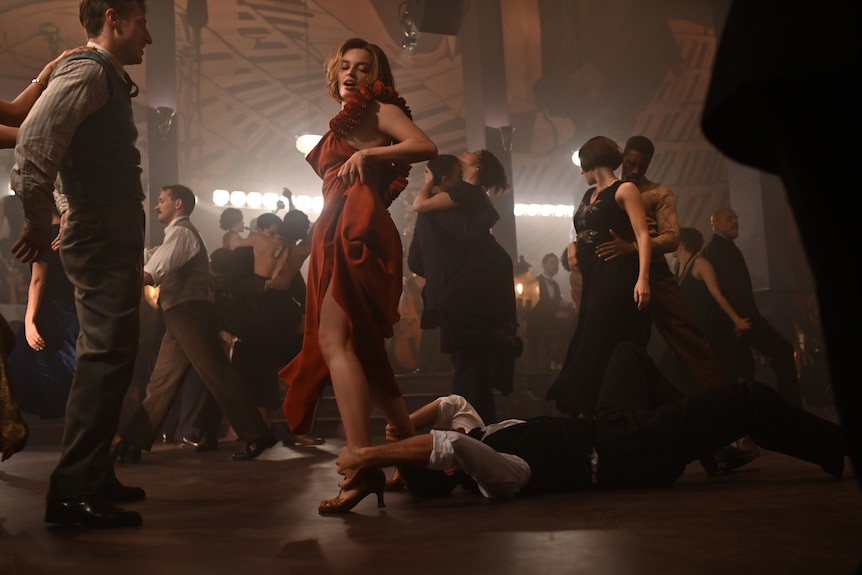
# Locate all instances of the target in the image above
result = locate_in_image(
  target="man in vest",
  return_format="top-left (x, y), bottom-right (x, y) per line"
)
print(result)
top-left (11, 0), bottom-right (152, 528)
top-left (114, 185), bottom-right (276, 467)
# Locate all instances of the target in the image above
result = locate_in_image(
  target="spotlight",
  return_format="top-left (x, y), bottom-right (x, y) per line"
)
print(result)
top-left (212, 189), bottom-right (230, 206)
top-left (296, 133), bottom-right (322, 155)
top-left (229, 191), bottom-right (247, 207)
top-left (246, 192), bottom-right (263, 209)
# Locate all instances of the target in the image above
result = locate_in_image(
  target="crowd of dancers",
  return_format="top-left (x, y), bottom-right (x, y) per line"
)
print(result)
top-left (0, 0), bottom-right (854, 530)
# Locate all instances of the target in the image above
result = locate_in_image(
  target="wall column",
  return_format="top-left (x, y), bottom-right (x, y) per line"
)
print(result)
top-left (144, 1), bottom-right (179, 246)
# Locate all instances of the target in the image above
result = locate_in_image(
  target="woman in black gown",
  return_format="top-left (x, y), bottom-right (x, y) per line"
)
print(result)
top-left (411, 150), bottom-right (518, 424)
top-left (546, 136), bottom-right (652, 417)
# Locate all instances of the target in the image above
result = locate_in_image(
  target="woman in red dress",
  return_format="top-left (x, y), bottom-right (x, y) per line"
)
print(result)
top-left (280, 38), bottom-right (437, 513)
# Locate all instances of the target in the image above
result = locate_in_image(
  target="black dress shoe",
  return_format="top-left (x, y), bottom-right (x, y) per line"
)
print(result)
top-left (102, 478), bottom-right (146, 503)
top-left (700, 445), bottom-right (757, 476)
top-left (232, 435), bottom-right (277, 461)
top-left (45, 495), bottom-right (142, 528)
top-left (181, 435), bottom-right (204, 448)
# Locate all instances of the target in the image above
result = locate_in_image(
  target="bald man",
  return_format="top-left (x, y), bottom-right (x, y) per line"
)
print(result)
top-left (701, 208), bottom-right (803, 407)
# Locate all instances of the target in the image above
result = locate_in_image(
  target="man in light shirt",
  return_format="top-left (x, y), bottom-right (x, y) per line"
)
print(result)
top-left (113, 185), bottom-right (276, 465)
top-left (337, 342), bottom-right (845, 501)
top-left (11, 0), bottom-right (151, 528)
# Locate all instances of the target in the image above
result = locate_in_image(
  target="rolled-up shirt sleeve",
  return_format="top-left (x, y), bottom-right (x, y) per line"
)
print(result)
top-left (433, 394), bottom-right (486, 432)
top-left (11, 59), bottom-right (108, 229)
top-left (144, 221), bottom-right (199, 286)
top-left (428, 429), bottom-right (531, 498)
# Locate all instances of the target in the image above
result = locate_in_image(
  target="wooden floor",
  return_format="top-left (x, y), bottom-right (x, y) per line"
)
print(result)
top-left (1, 406), bottom-right (861, 575)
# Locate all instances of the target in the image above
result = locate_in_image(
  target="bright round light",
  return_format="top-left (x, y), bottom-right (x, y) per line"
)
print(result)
top-left (229, 190), bottom-right (247, 207)
top-left (262, 193), bottom-right (280, 211)
top-left (555, 204), bottom-right (574, 218)
top-left (212, 189), bottom-right (230, 206)
top-left (571, 149), bottom-right (581, 166)
top-left (246, 192), bottom-right (263, 209)
top-left (296, 133), bottom-right (323, 155)
top-left (311, 196), bottom-right (324, 213)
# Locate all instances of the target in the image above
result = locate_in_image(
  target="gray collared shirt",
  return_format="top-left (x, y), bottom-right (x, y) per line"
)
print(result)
top-left (11, 43), bottom-right (125, 229)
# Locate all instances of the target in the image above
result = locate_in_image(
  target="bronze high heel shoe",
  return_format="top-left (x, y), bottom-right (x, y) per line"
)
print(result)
top-left (318, 469), bottom-right (386, 514)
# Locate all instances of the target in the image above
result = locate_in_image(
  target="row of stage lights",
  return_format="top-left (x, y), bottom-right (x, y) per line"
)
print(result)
top-left (211, 189), bottom-right (574, 218)
top-left (0, 187), bottom-right (573, 219)
top-left (212, 189), bottom-right (323, 215)
top-left (215, 135), bottom-right (581, 217)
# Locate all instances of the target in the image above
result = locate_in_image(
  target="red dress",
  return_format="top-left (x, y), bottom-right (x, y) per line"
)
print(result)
top-left (280, 81), bottom-right (413, 434)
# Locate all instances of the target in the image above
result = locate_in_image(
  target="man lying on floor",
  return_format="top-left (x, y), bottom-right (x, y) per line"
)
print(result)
top-left (336, 342), bottom-right (846, 499)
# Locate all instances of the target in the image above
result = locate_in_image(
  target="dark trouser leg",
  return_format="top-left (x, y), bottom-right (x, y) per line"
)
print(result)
top-left (594, 343), bottom-right (845, 487)
top-left (195, 392), bottom-right (223, 440)
top-left (50, 201), bottom-right (144, 500)
top-left (742, 316), bottom-right (803, 407)
top-left (659, 380), bottom-right (843, 474)
top-left (594, 342), bottom-right (684, 417)
top-left (231, 342), bottom-right (280, 411)
top-left (164, 301), bottom-right (268, 442)
top-left (450, 350), bottom-right (497, 425)
top-left (593, 342), bottom-right (688, 488)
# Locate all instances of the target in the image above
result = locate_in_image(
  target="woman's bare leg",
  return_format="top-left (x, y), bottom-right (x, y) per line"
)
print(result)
top-left (317, 283), bottom-right (417, 504)
top-left (369, 386), bottom-right (415, 440)
top-left (318, 284), bottom-right (372, 448)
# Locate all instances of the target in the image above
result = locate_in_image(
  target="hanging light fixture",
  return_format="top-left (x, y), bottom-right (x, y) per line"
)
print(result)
top-left (498, 125), bottom-right (515, 151)
top-left (398, 2), bottom-right (420, 54)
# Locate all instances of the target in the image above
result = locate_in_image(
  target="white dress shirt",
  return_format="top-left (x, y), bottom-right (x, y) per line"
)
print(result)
top-left (144, 216), bottom-right (200, 286)
top-left (427, 395), bottom-right (532, 498)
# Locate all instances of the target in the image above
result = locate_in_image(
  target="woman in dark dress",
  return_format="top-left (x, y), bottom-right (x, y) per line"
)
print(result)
top-left (672, 226), bottom-right (751, 384)
top-left (546, 136), bottom-right (652, 417)
top-left (410, 152), bottom-right (518, 425)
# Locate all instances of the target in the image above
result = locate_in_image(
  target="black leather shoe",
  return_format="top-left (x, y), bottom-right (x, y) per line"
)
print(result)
top-left (45, 495), bottom-right (142, 528)
top-left (101, 478), bottom-right (146, 503)
top-left (181, 435), bottom-right (204, 448)
top-left (701, 445), bottom-right (757, 476)
top-left (232, 435), bottom-right (277, 461)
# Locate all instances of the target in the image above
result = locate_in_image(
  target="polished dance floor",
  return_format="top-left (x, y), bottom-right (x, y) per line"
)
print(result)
top-left (1, 410), bottom-right (860, 575)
